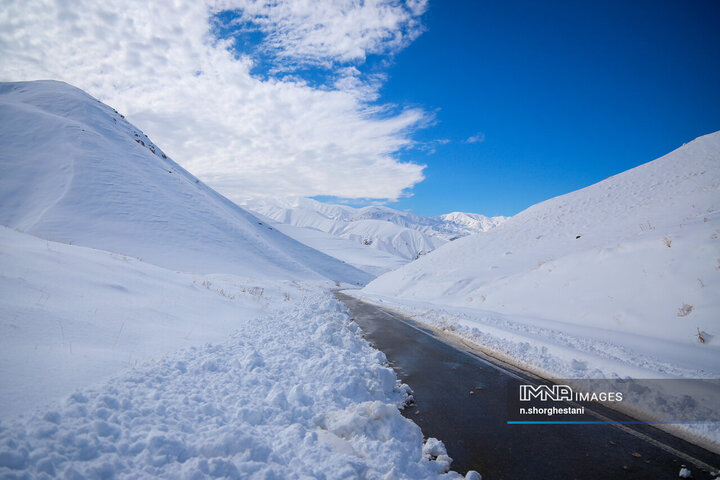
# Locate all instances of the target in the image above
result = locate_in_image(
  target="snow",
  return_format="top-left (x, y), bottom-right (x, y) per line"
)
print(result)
top-left (242, 197), bottom-right (506, 272)
top-left (0, 230), bottom-right (458, 478)
top-left (351, 132), bottom-right (720, 443)
top-left (0, 80), bottom-right (371, 286)
top-left (5, 77), bottom-right (717, 476)
top-left (0, 80), bottom-right (466, 478)
top-left (435, 212), bottom-right (506, 237)
top-left (251, 211), bottom-right (409, 276)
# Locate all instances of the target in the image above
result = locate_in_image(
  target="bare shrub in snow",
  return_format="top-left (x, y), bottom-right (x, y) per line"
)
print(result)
top-left (695, 328), bottom-right (706, 344)
top-left (664, 235), bottom-right (672, 247)
top-left (677, 304), bottom-right (694, 317)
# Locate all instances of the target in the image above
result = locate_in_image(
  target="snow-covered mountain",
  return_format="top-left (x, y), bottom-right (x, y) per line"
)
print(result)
top-left (358, 132), bottom-right (720, 381)
top-left (243, 197), bottom-right (506, 273)
top-left (435, 211), bottom-right (507, 237)
top-left (0, 80), bottom-right (371, 285)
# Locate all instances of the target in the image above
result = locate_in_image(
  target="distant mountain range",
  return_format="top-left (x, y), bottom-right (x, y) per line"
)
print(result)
top-left (243, 197), bottom-right (507, 274)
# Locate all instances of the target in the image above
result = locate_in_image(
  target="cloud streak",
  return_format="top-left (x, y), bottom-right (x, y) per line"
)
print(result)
top-left (465, 132), bottom-right (486, 144)
top-left (0, 0), bottom-right (428, 202)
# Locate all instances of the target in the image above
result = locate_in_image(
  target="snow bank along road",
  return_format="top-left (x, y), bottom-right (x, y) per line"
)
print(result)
top-left (335, 292), bottom-right (720, 479)
top-left (0, 227), bottom-right (485, 480)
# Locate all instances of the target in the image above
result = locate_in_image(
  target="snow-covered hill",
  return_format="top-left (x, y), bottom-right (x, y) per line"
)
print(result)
top-left (243, 197), bottom-right (506, 273)
top-left (357, 132), bottom-right (720, 381)
top-left (0, 80), bottom-right (371, 285)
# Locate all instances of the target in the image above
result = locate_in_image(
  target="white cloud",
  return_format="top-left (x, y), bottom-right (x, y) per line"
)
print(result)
top-left (0, 0), bottom-right (428, 202)
top-left (217, 0), bottom-right (428, 67)
top-left (465, 132), bottom-right (486, 144)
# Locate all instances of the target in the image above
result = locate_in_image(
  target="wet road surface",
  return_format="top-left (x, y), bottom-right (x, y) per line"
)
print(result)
top-left (336, 291), bottom-right (720, 480)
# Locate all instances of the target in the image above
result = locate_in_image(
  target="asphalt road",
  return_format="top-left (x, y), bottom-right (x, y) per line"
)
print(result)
top-left (335, 291), bottom-right (720, 480)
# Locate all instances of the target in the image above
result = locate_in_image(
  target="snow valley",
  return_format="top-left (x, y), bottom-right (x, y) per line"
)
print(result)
top-left (0, 81), bottom-right (473, 479)
top-left (1, 78), bottom-right (719, 479)
top-left (242, 197), bottom-right (506, 276)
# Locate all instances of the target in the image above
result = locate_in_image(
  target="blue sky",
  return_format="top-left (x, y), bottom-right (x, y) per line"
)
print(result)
top-left (4, 0), bottom-right (719, 218)
top-left (326, 0), bottom-right (720, 216)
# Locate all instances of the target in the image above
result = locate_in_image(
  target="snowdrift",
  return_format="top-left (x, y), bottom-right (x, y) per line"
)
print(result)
top-left (0, 80), bottom-right (371, 285)
top-left (361, 132), bottom-right (720, 377)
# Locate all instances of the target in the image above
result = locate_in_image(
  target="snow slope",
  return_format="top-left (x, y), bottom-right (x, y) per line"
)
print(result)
top-left (243, 197), bottom-right (506, 272)
top-left (358, 132), bottom-right (720, 381)
top-left (0, 227), bottom-right (465, 478)
top-left (0, 80), bottom-right (371, 285)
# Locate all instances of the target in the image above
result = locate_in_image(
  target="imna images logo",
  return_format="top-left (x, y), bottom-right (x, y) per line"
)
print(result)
top-left (519, 384), bottom-right (623, 402)
top-left (519, 384), bottom-right (573, 402)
